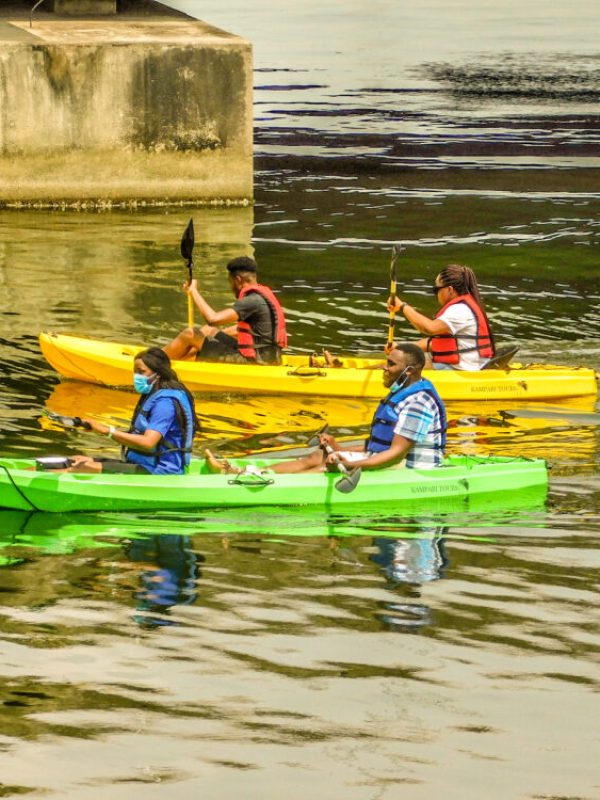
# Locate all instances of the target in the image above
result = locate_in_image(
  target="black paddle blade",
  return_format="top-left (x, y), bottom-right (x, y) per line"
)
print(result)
top-left (390, 243), bottom-right (404, 279)
top-left (307, 423), bottom-right (329, 448)
top-left (389, 243), bottom-right (403, 290)
top-left (180, 218), bottom-right (195, 264)
top-left (335, 466), bottom-right (362, 494)
top-left (45, 410), bottom-right (91, 430)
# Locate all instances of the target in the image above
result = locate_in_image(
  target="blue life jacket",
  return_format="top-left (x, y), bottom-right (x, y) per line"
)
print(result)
top-left (126, 388), bottom-right (196, 474)
top-left (365, 378), bottom-right (447, 454)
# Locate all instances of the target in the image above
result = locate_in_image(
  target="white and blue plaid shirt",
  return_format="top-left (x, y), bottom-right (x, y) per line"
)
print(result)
top-left (392, 390), bottom-right (445, 468)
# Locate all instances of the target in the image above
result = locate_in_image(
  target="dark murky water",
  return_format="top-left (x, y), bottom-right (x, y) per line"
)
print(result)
top-left (0, 1), bottom-right (599, 796)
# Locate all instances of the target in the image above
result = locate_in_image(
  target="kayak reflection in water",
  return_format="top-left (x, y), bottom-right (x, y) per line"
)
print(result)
top-left (164, 256), bottom-right (288, 366)
top-left (206, 342), bottom-right (447, 475)
top-left (387, 264), bottom-right (495, 371)
top-left (59, 348), bottom-right (199, 475)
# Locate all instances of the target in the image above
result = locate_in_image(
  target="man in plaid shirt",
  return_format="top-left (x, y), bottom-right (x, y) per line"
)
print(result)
top-left (207, 342), bottom-right (446, 475)
top-left (319, 341), bottom-right (446, 471)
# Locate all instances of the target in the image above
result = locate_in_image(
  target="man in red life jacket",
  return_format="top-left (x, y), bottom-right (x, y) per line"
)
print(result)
top-left (387, 264), bottom-right (494, 370)
top-left (164, 256), bottom-right (287, 365)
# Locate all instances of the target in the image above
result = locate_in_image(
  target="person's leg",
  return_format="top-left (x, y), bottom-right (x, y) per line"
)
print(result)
top-left (205, 447), bottom-right (326, 475)
top-left (164, 325), bottom-right (216, 360)
top-left (269, 449), bottom-right (326, 473)
top-left (59, 458), bottom-right (150, 474)
top-left (205, 449), bottom-right (242, 474)
top-left (308, 350), bottom-right (343, 368)
top-left (64, 456), bottom-right (103, 473)
top-left (99, 460), bottom-right (151, 474)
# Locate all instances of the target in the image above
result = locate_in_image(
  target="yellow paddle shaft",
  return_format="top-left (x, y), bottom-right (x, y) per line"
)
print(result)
top-left (187, 293), bottom-right (194, 329)
top-left (386, 275), bottom-right (397, 350)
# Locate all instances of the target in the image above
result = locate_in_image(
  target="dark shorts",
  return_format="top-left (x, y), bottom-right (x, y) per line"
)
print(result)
top-left (93, 458), bottom-right (151, 475)
top-left (196, 331), bottom-right (252, 364)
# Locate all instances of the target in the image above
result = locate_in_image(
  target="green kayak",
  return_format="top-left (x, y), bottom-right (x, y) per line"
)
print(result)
top-left (0, 486), bottom-right (547, 565)
top-left (0, 454), bottom-right (548, 514)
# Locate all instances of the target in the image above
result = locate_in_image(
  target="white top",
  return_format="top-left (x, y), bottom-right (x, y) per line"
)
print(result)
top-left (438, 302), bottom-right (487, 371)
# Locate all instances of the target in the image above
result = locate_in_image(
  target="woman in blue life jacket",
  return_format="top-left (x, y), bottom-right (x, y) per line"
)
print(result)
top-left (65, 348), bottom-right (199, 475)
top-left (206, 342), bottom-right (446, 475)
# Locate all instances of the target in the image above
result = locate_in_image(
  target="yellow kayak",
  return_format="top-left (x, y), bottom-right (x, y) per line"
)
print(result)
top-left (39, 332), bottom-right (598, 401)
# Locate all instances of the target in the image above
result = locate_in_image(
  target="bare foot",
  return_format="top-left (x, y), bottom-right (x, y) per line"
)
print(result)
top-left (322, 350), bottom-right (343, 368)
top-left (204, 448), bottom-right (241, 475)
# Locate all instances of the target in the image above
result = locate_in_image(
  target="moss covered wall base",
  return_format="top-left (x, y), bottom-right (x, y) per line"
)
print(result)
top-left (0, 13), bottom-right (253, 206)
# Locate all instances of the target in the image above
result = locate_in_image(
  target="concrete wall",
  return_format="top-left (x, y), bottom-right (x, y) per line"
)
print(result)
top-left (0, 15), bottom-right (253, 206)
top-left (54, 1), bottom-right (117, 14)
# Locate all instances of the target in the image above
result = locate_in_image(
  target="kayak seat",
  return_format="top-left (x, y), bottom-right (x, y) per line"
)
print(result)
top-left (481, 344), bottom-right (520, 370)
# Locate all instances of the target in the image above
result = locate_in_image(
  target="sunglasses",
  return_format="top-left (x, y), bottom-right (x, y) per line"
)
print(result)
top-left (430, 284), bottom-right (448, 295)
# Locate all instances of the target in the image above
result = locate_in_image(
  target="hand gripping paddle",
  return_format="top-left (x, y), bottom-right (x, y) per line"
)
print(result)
top-left (307, 425), bottom-right (362, 494)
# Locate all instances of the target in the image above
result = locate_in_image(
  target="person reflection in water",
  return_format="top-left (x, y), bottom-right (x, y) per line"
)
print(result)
top-left (124, 535), bottom-right (202, 628)
top-left (370, 524), bottom-right (449, 631)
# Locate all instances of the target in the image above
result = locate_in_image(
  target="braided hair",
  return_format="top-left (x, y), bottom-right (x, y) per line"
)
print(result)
top-left (437, 264), bottom-right (485, 309)
top-left (437, 264), bottom-right (495, 352)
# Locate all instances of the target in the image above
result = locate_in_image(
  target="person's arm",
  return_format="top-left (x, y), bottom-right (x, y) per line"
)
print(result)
top-left (327, 433), bottom-right (412, 470)
top-left (387, 295), bottom-right (451, 336)
top-left (318, 431), bottom-right (364, 454)
top-left (83, 418), bottom-right (162, 452)
top-left (184, 279), bottom-right (239, 326)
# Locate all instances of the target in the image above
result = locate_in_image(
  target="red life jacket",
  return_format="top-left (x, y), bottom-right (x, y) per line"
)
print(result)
top-left (428, 294), bottom-right (494, 365)
top-left (237, 284), bottom-right (288, 362)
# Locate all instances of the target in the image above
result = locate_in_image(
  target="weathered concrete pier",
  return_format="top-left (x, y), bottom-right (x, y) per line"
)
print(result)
top-left (0, 1), bottom-right (253, 206)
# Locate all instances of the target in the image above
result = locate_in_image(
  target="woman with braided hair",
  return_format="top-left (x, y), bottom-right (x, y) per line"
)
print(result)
top-left (387, 264), bottom-right (495, 371)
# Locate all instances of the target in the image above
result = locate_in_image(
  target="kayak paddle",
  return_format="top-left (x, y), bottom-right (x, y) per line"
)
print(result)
top-left (499, 407), bottom-right (600, 425)
top-left (180, 218), bottom-right (195, 329)
top-left (44, 410), bottom-right (91, 430)
top-left (308, 425), bottom-right (362, 494)
top-left (386, 243), bottom-right (404, 353)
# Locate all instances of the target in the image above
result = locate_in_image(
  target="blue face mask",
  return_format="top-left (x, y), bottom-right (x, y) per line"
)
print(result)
top-left (133, 373), bottom-right (156, 395)
top-left (392, 367), bottom-right (410, 391)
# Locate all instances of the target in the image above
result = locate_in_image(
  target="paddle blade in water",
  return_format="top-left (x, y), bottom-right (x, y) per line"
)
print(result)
top-left (180, 218), bottom-right (195, 263)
